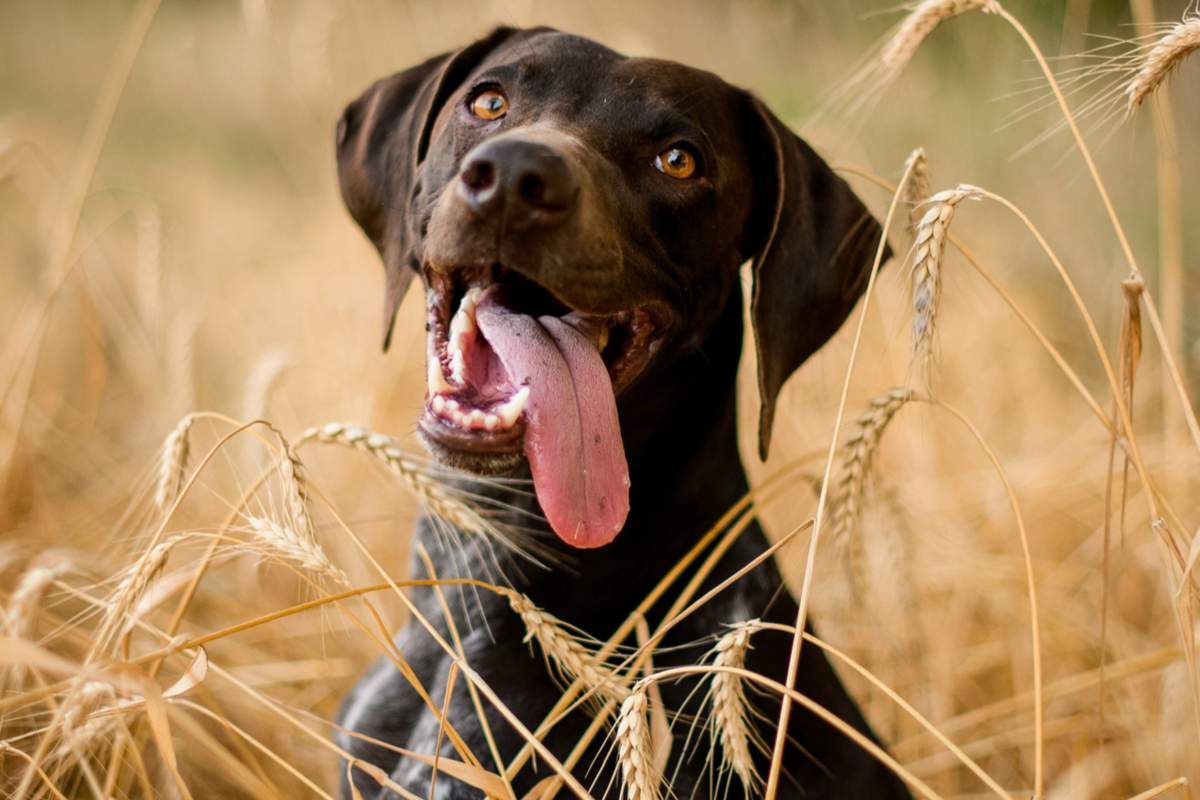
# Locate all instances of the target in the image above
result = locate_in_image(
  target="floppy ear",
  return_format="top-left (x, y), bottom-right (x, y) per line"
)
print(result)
top-left (336, 27), bottom-right (519, 350)
top-left (743, 97), bottom-right (891, 460)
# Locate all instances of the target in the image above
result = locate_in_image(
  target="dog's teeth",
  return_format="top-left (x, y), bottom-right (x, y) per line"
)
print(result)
top-left (431, 395), bottom-right (447, 413)
top-left (448, 350), bottom-right (467, 385)
top-left (445, 398), bottom-right (459, 411)
top-left (427, 356), bottom-right (454, 395)
top-left (484, 414), bottom-right (500, 431)
top-left (451, 409), bottom-right (464, 425)
top-left (494, 387), bottom-right (530, 428)
top-left (466, 409), bottom-right (485, 428)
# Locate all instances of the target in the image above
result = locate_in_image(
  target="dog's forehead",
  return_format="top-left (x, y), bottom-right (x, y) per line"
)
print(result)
top-left (475, 32), bottom-right (743, 136)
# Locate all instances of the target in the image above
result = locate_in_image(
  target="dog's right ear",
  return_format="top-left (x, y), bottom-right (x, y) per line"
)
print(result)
top-left (336, 27), bottom-right (519, 350)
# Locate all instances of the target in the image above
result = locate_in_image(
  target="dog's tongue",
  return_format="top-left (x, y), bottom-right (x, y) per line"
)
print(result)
top-left (475, 292), bottom-right (629, 548)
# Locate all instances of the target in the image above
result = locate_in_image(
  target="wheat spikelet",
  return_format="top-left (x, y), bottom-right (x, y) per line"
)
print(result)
top-left (108, 536), bottom-right (187, 633)
top-left (903, 148), bottom-right (931, 233)
top-left (880, 0), bottom-right (999, 74)
top-left (909, 184), bottom-right (981, 370)
top-left (301, 422), bottom-right (497, 540)
top-left (832, 388), bottom-right (915, 553)
top-left (504, 591), bottom-right (629, 704)
top-left (154, 414), bottom-right (195, 511)
top-left (1126, 13), bottom-right (1200, 113)
top-left (245, 515), bottom-right (347, 586)
top-left (274, 433), bottom-right (313, 539)
top-left (4, 563), bottom-right (67, 640)
top-left (617, 688), bottom-right (660, 800)
top-left (55, 679), bottom-right (117, 756)
top-left (708, 621), bottom-right (764, 794)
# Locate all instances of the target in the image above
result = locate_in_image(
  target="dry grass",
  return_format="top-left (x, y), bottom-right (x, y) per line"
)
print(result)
top-left (1, 1), bottom-right (1198, 798)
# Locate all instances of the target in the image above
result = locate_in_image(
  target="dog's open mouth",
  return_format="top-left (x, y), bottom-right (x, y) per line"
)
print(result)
top-left (418, 265), bottom-right (660, 548)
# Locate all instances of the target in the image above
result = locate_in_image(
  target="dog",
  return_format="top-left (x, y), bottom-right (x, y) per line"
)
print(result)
top-left (333, 26), bottom-right (910, 799)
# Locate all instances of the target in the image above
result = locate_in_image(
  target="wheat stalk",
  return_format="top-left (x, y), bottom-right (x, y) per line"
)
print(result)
top-left (504, 591), bottom-right (630, 704)
top-left (154, 414), bottom-right (195, 511)
top-left (832, 388), bottom-right (915, 552)
top-left (617, 687), bottom-right (660, 800)
top-left (708, 620), bottom-right (764, 794)
top-left (301, 422), bottom-right (507, 543)
top-left (1126, 12), bottom-right (1200, 113)
top-left (245, 515), bottom-right (348, 586)
top-left (909, 184), bottom-right (981, 371)
top-left (880, 0), bottom-right (999, 75)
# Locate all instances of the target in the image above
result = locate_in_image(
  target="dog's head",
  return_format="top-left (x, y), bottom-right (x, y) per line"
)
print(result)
top-left (337, 28), bottom-right (885, 549)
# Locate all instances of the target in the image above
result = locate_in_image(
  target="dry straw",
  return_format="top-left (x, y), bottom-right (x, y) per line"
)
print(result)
top-left (708, 621), bottom-right (764, 794)
top-left (617, 688), bottom-right (660, 800)
top-left (831, 388), bottom-right (915, 550)
top-left (154, 414), bottom-right (195, 511)
top-left (504, 590), bottom-right (630, 704)
top-left (909, 185), bottom-right (981, 369)
top-left (880, 0), bottom-right (1000, 75)
top-left (245, 515), bottom-right (348, 586)
top-left (1126, 12), bottom-right (1200, 113)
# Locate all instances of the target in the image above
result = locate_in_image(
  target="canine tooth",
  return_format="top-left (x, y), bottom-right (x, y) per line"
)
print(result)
top-left (445, 398), bottom-right (459, 411)
top-left (495, 387), bottom-right (530, 427)
top-left (427, 356), bottom-right (454, 395)
top-left (484, 414), bottom-right (500, 431)
top-left (432, 395), bottom-right (447, 413)
top-left (448, 350), bottom-right (467, 385)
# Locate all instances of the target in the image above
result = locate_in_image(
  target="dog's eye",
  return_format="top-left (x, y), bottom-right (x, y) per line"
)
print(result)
top-left (654, 145), bottom-right (698, 180)
top-left (469, 89), bottom-right (508, 121)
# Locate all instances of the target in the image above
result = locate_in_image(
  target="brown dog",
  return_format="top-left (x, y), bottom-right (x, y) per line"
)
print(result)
top-left (335, 26), bottom-right (908, 799)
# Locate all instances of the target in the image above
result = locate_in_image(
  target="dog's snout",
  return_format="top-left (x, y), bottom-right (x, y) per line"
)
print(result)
top-left (457, 138), bottom-right (578, 227)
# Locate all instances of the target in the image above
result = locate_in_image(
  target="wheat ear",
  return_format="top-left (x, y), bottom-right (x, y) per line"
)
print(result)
top-left (154, 414), bottom-right (195, 510)
top-left (903, 148), bottom-right (931, 233)
top-left (504, 591), bottom-right (629, 704)
top-left (5, 563), bottom-right (67, 640)
top-left (880, 0), bottom-right (999, 74)
top-left (301, 422), bottom-right (500, 540)
top-left (1126, 13), bottom-right (1200, 113)
top-left (245, 515), bottom-right (348, 586)
top-left (910, 185), bottom-right (981, 370)
top-left (709, 621), bottom-right (764, 794)
top-left (57, 680), bottom-right (117, 757)
top-left (617, 688), bottom-right (660, 800)
top-left (832, 388), bottom-right (915, 550)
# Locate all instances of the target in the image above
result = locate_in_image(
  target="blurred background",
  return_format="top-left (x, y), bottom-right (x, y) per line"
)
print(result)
top-left (1, 1), bottom-right (1198, 797)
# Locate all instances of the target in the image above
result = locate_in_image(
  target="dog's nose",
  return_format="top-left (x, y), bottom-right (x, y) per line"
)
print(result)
top-left (457, 138), bottom-right (578, 228)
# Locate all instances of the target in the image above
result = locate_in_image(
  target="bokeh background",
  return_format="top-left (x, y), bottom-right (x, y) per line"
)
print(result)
top-left (2, 1), bottom-right (1198, 797)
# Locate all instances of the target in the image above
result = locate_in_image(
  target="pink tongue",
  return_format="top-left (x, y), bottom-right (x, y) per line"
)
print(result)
top-left (475, 292), bottom-right (630, 548)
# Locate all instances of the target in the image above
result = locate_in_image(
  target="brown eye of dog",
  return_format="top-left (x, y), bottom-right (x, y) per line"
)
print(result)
top-left (470, 89), bottom-right (508, 120)
top-left (654, 146), bottom-right (697, 179)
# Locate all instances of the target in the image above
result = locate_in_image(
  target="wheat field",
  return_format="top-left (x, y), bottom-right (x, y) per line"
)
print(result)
top-left (1, 1), bottom-right (1198, 798)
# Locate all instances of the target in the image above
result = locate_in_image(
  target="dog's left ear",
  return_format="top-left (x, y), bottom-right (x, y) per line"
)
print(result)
top-left (742, 96), bottom-right (890, 460)
top-left (336, 27), bottom-right (520, 350)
